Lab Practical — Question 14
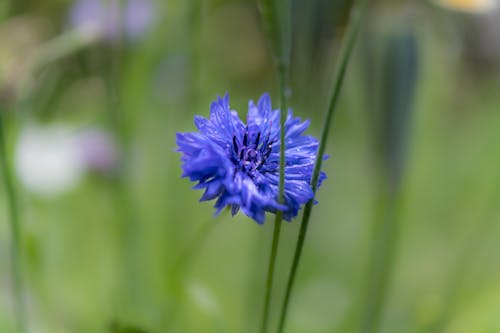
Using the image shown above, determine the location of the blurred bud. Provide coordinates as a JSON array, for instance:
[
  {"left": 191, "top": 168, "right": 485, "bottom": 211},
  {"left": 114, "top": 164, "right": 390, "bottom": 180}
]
[
  {"left": 125, "top": 0, "right": 156, "bottom": 40},
  {"left": 68, "top": 0, "right": 157, "bottom": 43},
  {"left": 361, "top": 11, "right": 420, "bottom": 189},
  {"left": 69, "top": 0, "right": 120, "bottom": 41},
  {"left": 76, "top": 128, "right": 120, "bottom": 176},
  {"left": 380, "top": 28, "right": 419, "bottom": 188}
]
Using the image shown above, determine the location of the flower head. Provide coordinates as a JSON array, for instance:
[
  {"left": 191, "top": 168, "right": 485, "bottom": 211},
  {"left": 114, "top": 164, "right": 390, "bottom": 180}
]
[{"left": 176, "top": 93, "right": 326, "bottom": 224}]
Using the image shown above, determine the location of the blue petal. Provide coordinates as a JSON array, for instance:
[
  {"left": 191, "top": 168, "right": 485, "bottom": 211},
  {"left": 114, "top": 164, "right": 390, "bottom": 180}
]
[{"left": 176, "top": 92, "right": 328, "bottom": 224}]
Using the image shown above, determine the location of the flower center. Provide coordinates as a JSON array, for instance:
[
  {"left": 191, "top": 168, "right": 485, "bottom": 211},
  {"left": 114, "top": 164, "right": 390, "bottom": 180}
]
[{"left": 232, "top": 130, "right": 273, "bottom": 176}]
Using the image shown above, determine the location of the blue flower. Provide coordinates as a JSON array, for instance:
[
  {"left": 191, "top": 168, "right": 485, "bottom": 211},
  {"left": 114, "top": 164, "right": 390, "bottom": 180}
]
[{"left": 176, "top": 93, "right": 326, "bottom": 224}]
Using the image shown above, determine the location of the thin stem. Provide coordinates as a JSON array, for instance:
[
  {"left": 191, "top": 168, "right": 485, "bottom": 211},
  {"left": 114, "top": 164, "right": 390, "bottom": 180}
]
[
  {"left": 260, "top": 62, "right": 288, "bottom": 333},
  {"left": 0, "top": 114, "right": 27, "bottom": 333},
  {"left": 277, "top": 63, "right": 288, "bottom": 207},
  {"left": 277, "top": 2, "right": 368, "bottom": 332},
  {"left": 259, "top": 0, "right": 291, "bottom": 331},
  {"left": 260, "top": 211, "right": 283, "bottom": 333}
]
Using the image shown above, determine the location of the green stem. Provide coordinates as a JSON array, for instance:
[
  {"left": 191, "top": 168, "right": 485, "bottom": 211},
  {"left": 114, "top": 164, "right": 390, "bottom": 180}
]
[
  {"left": 277, "top": 2, "right": 368, "bottom": 332},
  {"left": 0, "top": 114, "right": 27, "bottom": 333},
  {"left": 259, "top": 0, "right": 291, "bottom": 330},
  {"left": 277, "top": 63, "right": 288, "bottom": 207},
  {"left": 260, "top": 62, "right": 288, "bottom": 333},
  {"left": 260, "top": 211, "right": 283, "bottom": 333}
]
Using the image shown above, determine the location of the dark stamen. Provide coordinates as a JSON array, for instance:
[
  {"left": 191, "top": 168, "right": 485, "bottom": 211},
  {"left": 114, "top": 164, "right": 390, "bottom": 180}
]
[
  {"left": 243, "top": 132, "right": 248, "bottom": 147},
  {"left": 264, "top": 133, "right": 271, "bottom": 147},
  {"left": 232, "top": 136, "right": 238, "bottom": 154},
  {"left": 264, "top": 142, "right": 273, "bottom": 159},
  {"left": 255, "top": 132, "right": 261, "bottom": 146}
]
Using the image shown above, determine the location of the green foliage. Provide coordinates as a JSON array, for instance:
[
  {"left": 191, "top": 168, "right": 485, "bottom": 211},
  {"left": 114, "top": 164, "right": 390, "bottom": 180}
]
[{"left": 0, "top": 1, "right": 499, "bottom": 333}]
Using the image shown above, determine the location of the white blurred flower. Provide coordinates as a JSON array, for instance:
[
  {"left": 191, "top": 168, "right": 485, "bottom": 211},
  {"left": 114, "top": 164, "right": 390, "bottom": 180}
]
[
  {"left": 15, "top": 124, "right": 84, "bottom": 196},
  {"left": 14, "top": 124, "right": 120, "bottom": 196}
]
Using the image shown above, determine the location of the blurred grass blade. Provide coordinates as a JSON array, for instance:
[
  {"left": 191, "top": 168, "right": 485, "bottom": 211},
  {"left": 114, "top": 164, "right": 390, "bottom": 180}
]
[
  {"left": 17, "top": 29, "right": 100, "bottom": 103},
  {"left": 359, "top": 22, "right": 419, "bottom": 333},
  {"left": 171, "top": 218, "right": 219, "bottom": 278},
  {"left": 165, "top": 214, "right": 223, "bottom": 330},
  {"left": 103, "top": 43, "right": 143, "bottom": 321},
  {"left": 359, "top": 187, "right": 401, "bottom": 333},
  {"left": 258, "top": 0, "right": 291, "bottom": 69},
  {"left": 277, "top": 1, "right": 369, "bottom": 332},
  {"left": 258, "top": 0, "right": 291, "bottom": 332},
  {"left": 0, "top": 113, "right": 27, "bottom": 333},
  {"left": 426, "top": 184, "right": 500, "bottom": 332}
]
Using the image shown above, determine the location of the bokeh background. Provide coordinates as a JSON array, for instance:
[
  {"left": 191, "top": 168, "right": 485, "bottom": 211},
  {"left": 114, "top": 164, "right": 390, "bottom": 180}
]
[{"left": 1, "top": 0, "right": 500, "bottom": 332}]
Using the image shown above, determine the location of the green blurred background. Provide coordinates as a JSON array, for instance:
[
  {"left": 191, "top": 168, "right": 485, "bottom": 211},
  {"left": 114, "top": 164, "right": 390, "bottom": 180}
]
[{"left": 1, "top": 0, "right": 500, "bottom": 332}]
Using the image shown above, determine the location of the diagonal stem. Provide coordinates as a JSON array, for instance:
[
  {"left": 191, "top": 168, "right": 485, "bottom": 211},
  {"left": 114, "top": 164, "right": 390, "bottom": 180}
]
[
  {"left": 0, "top": 113, "right": 27, "bottom": 333},
  {"left": 277, "top": 2, "right": 368, "bottom": 332}
]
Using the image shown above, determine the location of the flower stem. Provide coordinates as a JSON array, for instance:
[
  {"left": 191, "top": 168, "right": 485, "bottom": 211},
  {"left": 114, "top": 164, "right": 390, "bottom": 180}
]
[
  {"left": 277, "top": 2, "right": 368, "bottom": 332},
  {"left": 259, "top": 0, "right": 291, "bottom": 331},
  {"left": 0, "top": 113, "right": 27, "bottom": 333},
  {"left": 260, "top": 211, "right": 283, "bottom": 333},
  {"left": 260, "top": 61, "right": 288, "bottom": 333}
]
